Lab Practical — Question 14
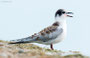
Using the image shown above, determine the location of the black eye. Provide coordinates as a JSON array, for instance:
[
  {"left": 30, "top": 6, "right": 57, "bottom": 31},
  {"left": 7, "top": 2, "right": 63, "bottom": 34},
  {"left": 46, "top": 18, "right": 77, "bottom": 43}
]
[{"left": 62, "top": 12, "right": 65, "bottom": 14}]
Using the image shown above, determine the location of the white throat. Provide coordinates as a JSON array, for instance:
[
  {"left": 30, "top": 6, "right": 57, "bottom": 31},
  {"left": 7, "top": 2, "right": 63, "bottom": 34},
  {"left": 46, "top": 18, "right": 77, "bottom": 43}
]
[
  {"left": 55, "top": 16, "right": 67, "bottom": 25},
  {"left": 55, "top": 16, "right": 67, "bottom": 33}
]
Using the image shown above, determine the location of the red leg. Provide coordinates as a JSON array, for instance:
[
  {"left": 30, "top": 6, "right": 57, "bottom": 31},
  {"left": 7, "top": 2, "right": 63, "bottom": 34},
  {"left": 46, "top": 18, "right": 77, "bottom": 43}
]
[{"left": 50, "top": 44, "right": 54, "bottom": 50}]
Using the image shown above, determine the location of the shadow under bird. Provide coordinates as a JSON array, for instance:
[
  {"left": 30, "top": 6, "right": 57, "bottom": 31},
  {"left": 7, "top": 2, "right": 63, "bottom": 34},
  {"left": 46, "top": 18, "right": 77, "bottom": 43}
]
[{"left": 9, "top": 9, "right": 73, "bottom": 50}]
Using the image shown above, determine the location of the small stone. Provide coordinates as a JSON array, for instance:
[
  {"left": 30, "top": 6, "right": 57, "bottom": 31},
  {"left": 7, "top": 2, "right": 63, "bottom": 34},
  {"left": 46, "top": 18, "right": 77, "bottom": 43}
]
[{"left": 18, "top": 49, "right": 24, "bottom": 53}]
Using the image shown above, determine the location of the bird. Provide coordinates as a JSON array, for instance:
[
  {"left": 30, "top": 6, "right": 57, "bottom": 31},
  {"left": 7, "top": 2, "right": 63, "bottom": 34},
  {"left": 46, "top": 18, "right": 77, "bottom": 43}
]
[{"left": 9, "top": 9, "right": 73, "bottom": 50}]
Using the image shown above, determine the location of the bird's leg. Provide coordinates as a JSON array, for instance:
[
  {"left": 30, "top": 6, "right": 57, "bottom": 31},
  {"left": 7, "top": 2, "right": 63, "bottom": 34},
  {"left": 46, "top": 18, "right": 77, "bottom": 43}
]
[{"left": 50, "top": 44, "right": 54, "bottom": 50}]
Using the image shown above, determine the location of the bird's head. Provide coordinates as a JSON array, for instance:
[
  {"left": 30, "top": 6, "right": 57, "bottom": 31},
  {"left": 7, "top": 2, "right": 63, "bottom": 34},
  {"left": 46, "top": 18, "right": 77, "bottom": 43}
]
[{"left": 55, "top": 9, "right": 73, "bottom": 20}]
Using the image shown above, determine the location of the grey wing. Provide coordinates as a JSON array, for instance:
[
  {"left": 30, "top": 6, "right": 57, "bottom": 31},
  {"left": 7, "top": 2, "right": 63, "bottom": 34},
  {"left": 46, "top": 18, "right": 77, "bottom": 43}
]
[
  {"left": 36, "top": 28, "right": 63, "bottom": 42},
  {"left": 9, "top": 27, "right": 63, "bottom": 44}
]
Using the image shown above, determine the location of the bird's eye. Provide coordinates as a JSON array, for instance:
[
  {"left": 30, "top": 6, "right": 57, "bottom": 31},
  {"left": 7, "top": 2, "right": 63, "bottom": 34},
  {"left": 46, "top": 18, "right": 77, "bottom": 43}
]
[{"left": 62, "top": 12, "right": 65, "bottom": 14}]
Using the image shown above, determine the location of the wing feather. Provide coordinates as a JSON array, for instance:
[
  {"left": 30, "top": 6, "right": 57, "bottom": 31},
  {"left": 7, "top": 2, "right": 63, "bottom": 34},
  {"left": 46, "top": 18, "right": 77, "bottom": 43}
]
[
  {"left": 9, "top": 22, "right": 63, "bottom": 44},
  {"left": 34, "top": 22, "right": 63, "bottom": 42}
]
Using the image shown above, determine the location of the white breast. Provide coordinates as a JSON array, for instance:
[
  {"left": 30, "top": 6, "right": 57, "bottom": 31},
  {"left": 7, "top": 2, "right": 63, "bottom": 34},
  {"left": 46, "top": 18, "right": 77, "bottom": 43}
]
[{"left": 51, "top": 21, "right": 67, "bottom": 44}]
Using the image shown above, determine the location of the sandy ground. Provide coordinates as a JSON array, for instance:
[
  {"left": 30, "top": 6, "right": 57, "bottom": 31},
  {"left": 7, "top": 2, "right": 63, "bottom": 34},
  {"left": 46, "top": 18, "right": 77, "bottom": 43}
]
[{"left": 0, "top": 40, "right": 89, "bottom": 58}]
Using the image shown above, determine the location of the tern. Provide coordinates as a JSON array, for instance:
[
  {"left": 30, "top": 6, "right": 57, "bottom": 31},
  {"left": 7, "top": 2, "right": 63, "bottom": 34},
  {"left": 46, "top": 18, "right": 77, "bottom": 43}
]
[{"left": 9, "top": 9, "right": 73, "bottom": 50}]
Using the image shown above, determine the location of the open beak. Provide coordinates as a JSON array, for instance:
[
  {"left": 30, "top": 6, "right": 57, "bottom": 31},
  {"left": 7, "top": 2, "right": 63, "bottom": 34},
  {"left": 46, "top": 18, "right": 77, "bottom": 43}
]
[{"left": 66, "top": 12, "right": 73, "bottom": 17}]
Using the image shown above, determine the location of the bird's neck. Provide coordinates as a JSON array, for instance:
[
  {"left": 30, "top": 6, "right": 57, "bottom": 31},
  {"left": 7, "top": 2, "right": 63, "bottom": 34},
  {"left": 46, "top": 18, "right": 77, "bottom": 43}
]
[
  {"left": 55, "top": 17, "right": 67, "bottom": 27},
  {"left": 55, "top": 17, "right": 67, "bottom": 33}
]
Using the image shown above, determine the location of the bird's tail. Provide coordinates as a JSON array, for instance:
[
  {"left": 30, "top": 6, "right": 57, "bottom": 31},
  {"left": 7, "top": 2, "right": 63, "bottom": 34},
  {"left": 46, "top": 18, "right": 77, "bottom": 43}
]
[{"left": 9, "top": 37, "right": 36, "bottom": 44}]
